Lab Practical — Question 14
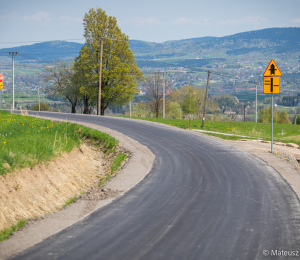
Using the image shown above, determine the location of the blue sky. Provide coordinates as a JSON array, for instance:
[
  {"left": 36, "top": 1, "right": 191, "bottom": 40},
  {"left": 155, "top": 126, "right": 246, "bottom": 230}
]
[{"left": 1, "top": 0, "right": 300, "bottom": 48}]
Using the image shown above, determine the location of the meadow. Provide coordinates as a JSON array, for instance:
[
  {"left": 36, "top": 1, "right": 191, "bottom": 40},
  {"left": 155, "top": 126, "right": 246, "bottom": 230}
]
[
  {"left": 125, "top": 117, "right": 300, "bottom": 147},
  {"left": 0, "top": 111, "right": 118, "bottom": 175}
]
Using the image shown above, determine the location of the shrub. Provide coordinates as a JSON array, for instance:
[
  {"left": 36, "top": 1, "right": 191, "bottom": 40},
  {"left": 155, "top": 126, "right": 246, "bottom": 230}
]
[{"left": 31, "top": 102, "right": 50, "bottom": 111}]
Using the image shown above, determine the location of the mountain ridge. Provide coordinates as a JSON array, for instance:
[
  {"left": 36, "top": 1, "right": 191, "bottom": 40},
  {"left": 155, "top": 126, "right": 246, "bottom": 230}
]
[{"left": 0, "top": 27, "right": 299, "bottom": 64}]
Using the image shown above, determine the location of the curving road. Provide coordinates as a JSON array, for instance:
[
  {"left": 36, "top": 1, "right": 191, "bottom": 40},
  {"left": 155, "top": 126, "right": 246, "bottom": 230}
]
[{"left": 8, "top": 112, "right": 300, "bottom": 260}]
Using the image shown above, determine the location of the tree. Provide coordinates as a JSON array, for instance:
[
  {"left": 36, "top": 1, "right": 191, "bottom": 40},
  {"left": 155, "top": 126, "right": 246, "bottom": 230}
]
[
  {"left": 170, "top": 85, "right": 217, "bottom": 120},
  {"left": 277, "top": 110, "right": 291, "bottom": 124},
  {"left": 73, "top": 48, "right": 97, "bottom": 114},
  {"left": 41, "top": 61, "right": 79, "bottom": 113},
  {"left": 258, "top": 106, "right": 278, "bottom": 123},
  {"left": 296, "top": 115, "right": 300, "bottom": 125},
  {"left": 168, "top": 102, "right": 182, "bottom": 119},
  {"left": 181, "top": 87, "right": 198, "bottom": 116},
  {"left": 144, "top": 72, "right": 169, "bottom": 118},
  {"left": 132, "top": 102, "right": 151, "bottom": 118},
  {"left": 74, "top": 8, "right": 144, "bottom": 115}
]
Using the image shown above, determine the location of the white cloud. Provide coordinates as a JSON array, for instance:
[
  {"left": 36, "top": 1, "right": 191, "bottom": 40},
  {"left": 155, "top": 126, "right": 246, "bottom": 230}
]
[
  {"left": 0, "top": 12, "right": 18, "bottom": 20},
  {"left": 174, "top": 17, "right": 211, "bottom": 25},
  {"left": 59, "top": 16, "right": 71, "bottom": 21},
  {"left": 291, "top": 18, "right": 300, "bottom": 23},
  {"left": 217, "top": 16, "right": 267, "bottom": 25},
  {"left": 121, "top": 17, "right": 162, "bottom": 26},
  {"left": 74, "top": 18, "right": 83, "bottom": 22},
  {"left": 22, "top": 11, "right": 51, "bottom": 23}
]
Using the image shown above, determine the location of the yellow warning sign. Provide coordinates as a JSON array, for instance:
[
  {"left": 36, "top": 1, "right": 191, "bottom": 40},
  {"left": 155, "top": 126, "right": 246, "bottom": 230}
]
[
  {"left": 263, "top": 59, "right": 282, "bottom": 77},
  {"left": 0, "top": 82, "right": 2, "bottom": 89},
  {"left": 264, "top": 77, "right": 280, "bottom": 94}
]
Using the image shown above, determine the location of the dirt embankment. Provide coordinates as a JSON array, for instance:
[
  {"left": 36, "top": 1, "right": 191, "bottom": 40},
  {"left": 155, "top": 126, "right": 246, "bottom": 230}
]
[
  {"left": 0, "top": 143, "right": 109, "bottom": 232},
  {"left": 0, "top": 119, "right": 154, "bottom": 259}
]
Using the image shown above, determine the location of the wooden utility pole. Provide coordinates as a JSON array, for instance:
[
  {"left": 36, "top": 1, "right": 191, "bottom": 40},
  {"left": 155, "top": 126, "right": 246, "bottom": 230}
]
[
  {"left": 98, "top": 37, "right": 103, "bottom": 116},
  {"left": 244, "top": 104, "right": 246, "bottom": 122},
  {"left": 202, "top": 70, "right": 211, "bottom": 127}
]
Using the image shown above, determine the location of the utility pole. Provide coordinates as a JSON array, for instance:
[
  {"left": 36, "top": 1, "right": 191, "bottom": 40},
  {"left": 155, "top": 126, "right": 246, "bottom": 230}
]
[
  {"left": 9, "top": 52, "right": 18, "bottom": 110},
  {"left": 244, "top": 104, "right": 246, "bottom": 122},
  {"left": 129, "top": 101, "right": 131, "bottom": 117},
  {"left": 98, "top": 37, "right": 103, "bottom": 116},
  {"left": 202, "top": 70, "right": 211, "bottom": 127},
  {"left": 163, "top": 72, "right": 165, "bottom": 119},
  {"left": 255, "top": 85, "right": 257, "bottom": 123}
]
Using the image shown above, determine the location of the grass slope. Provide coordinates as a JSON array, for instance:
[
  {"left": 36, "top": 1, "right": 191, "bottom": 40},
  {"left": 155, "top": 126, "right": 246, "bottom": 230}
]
[{"left": 0, "top": 111, "right": 118, "bottom": 175}]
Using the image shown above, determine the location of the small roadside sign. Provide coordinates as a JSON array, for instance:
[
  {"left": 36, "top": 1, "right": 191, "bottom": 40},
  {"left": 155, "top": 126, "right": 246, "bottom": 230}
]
[
  {"left": 0, "top": 82, "right": 3, "bottom": 89},
  {"left": 263, "top": 59, "right": 282, "bottom": 77},
  {"left": 263, "top": 77, "right": 280, "bottom": 94}
]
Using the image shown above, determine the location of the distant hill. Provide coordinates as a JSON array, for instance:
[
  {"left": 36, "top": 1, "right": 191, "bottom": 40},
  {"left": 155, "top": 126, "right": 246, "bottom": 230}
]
[
  {"left": 0, "top": 27, "right": 299, "bottom": 66},
  {"left": 0, "top": 41, "right": 83, "bottom": 62}
]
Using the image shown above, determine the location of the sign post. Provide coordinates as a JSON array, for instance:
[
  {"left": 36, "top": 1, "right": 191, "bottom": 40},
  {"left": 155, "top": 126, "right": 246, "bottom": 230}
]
[{"left": 263, "top": 60, "right": 282, "bottom": 154}]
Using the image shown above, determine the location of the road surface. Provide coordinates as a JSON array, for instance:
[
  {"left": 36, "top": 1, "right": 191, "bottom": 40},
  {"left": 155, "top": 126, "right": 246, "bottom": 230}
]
[{"left": 8, "top": 112, "right": 300, "bottom": 260}]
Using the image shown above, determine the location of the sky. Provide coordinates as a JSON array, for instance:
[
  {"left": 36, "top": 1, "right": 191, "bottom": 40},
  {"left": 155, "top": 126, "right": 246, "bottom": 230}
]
[{"left": 1, "top": 0, "right": 300, "bottom": 48}]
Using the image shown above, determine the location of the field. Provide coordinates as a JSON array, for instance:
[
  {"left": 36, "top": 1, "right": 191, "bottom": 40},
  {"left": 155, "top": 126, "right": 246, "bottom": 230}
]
[
  {"left": 125, "top": 117, "right": 300, "bottom": 147},
  {"left": 0, "top": 111, "right": 118, "bottom": 175}
]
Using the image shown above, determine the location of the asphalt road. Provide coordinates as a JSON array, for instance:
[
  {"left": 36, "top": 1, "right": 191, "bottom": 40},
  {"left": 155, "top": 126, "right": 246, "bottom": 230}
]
[{"left": 8, "top": 112, "right": 300, "bottom": 260}]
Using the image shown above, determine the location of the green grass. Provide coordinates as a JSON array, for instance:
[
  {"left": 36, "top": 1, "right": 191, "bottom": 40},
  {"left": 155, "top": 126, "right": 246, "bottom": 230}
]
[
  {"left": 61, "top": 196, "right": 77, "bottom": 209},
  {"left": 0, "top": 111, "right": 118, "bottom": 175},
  {"left": 111, "top": 152, "right": 128, "bottom": 174},
  {"left": 0, "top": 220, "right": 27, "bottom": 242},
  {"left": 99, "top": 152, "right": 128, "bottom": 187},
  {"left": 74, "top": 125, "right": 118, "bottom": 154},
  {"left": 123, "top": 117, "right": 300, "bottom": 147}
]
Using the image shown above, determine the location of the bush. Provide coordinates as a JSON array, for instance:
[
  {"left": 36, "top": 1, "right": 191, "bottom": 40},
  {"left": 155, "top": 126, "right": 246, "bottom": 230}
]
[{"left": 31, "top": 102, "right": 50, "bottom": 111}]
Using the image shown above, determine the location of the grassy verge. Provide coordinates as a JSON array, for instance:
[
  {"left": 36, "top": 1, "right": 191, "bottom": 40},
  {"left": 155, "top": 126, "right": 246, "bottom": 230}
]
[
  {"left": 0, "top": 112, "right": 124, "bottom": 239},
  {"left": 123, "top": 116, "right": 300, "bottom": 147},
  {"left": 99, "top": 152, "right": 128, "bottom": 187},
  {"left": 111, "top": 152, "right": 128, "bottom": 174},
  {"left": 0, "top": 220, "right": 27, "bottom": 242},
  {"left": 0, "top": 111, "right": 118, "bottom": 175}
]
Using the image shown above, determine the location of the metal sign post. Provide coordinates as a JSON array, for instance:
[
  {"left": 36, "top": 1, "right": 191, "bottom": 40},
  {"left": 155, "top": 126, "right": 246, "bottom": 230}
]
[
  {"left": 271, "top": 94, "right": 273, "bottom": 153},
  {"left": 263, "top": 60, "right": 282, "bottom": 154}
]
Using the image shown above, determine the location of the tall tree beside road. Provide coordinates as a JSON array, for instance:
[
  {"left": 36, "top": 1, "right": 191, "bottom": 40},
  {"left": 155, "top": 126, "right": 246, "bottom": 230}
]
[
  {"left": 41, "top": 61, "right": 79, "bottom": 113},
  {"left": 75, "top": 8, "right": 144, "bottom": 115},
  {"left": 73, "top": 46, "right": 97, "bottom": 114}
]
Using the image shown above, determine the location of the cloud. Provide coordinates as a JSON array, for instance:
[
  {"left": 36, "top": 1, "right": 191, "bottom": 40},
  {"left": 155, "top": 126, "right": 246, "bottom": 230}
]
[
  {"left": 174, "top": 17, "right": 211, "bottom": 25},
  {"left": 0, "top": 12, "right": 18, "bottom": 20},
  {"left": 74, "top": 18, "right": 83, "bottom": 22},
  {"left": 291, "top": 18, "right": 300, "bottom": 23},
  {"left": 121, "top": 17, "right": 162, "bottom": 26},
  {"left": 22, "top": 11, "right": 51, "bottom": 23},
  {"left": 59, "top": 16, "right": 71, "bottom": 21},
  {"left": 217, "top": 16, "right": 267, "bottom": 25}
]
